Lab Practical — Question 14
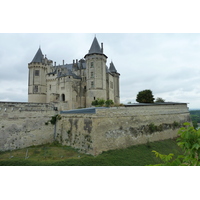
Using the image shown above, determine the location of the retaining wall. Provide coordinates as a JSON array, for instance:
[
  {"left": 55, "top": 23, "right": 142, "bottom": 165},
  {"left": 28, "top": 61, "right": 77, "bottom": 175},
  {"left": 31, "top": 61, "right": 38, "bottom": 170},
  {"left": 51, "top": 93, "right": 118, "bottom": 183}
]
[
  {"left": 0, "top": 102, "right": 191, "bottom": 155},
  {"left": 57, "top": 103, "right": 191, "bottom": 155},
  {"left": 0, "top": 102, "right": 56, "bottom": 151}
]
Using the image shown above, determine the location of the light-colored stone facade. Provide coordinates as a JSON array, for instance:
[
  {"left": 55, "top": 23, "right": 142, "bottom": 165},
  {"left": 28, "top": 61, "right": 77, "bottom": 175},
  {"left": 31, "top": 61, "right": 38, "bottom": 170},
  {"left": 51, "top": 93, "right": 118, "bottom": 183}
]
[
  {"left": 56, "top": 103, "right": 191, "bottom": 155},
  {"left": 28, "top": 37, "right": 120, "bottom": 110},
  {"left": 0, "top": 102, "right": 57, "bottom": 151},
  {"left": 0, "top": 102, "right": 191, "bottom": 155}
]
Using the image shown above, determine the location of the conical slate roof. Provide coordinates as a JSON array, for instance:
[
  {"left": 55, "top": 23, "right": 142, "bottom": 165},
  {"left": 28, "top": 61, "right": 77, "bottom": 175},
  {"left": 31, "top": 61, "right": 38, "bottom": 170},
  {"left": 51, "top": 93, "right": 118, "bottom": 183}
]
[
  {"left": 109, "top": 61, "right": 117, "bottom": 73},
  {"left": 31, "top": 47, "right": 44, "bottom": 63},
  {"left": 88, "top": 36, "right": 102, "bottom": 54},
  {"left": 84, "top": 36, "right": 107, "bottom": 58}
]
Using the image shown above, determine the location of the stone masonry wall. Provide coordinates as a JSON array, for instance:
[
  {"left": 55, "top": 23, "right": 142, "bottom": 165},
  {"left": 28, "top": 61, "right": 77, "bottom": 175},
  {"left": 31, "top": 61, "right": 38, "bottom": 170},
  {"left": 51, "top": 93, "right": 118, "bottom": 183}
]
[
  {"left": 0, "top": 102, "right": 191, "bottom": 155},
  {"left": 57, "top": 104, "right": 191, "bottom": 155},
  {"left": 0, "top": 102, "right": 57, "bottom": 151}
]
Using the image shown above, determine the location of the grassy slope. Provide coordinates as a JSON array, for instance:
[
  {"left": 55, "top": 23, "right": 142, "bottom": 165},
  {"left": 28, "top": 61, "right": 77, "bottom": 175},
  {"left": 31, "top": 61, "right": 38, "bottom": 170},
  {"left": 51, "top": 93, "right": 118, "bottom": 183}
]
[{"left": 0, "top": 139, "right": 182, "bottom": 166}]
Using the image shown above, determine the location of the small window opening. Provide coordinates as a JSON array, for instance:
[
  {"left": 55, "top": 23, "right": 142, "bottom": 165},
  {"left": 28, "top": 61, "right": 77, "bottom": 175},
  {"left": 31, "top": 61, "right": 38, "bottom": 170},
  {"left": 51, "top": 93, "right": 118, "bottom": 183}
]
[
  {"left": 91, "top": 62, "right": 94, "bottom": 68},
  {"left": 35, "top": 70, "right": 40, "bottom": 76},
  {"left": 61, "top": 94, "right": 65, "bottom": 101},
  {"left": 91, "top": 81, "right": 94, "bottom": 88}
]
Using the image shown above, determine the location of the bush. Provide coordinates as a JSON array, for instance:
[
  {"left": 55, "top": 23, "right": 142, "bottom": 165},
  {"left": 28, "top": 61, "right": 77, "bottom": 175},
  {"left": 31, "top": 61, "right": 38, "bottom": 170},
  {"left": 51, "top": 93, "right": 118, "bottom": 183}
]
[
  {"left": 91, "top": 99, "right": 114, "bottom": 107},
  {"left": 105, "top": 99, "right": 114, "bottom": 107}
]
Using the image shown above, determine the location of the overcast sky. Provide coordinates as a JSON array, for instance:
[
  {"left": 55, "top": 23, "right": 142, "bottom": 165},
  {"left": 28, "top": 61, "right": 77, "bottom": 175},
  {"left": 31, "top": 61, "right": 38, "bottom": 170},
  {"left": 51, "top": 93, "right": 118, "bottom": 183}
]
[{"left": 1, "top": 33, "right": 200, "bottom": 109}]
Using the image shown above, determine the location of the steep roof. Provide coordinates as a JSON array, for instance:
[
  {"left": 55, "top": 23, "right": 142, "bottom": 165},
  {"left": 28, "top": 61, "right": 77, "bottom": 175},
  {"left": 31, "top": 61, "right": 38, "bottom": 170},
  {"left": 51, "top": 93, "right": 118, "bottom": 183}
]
[
  {"left": 88, "top": 36, "right": 102, "bottom": 54},
  {"left": 84, "top": 36, "right": 107, "bottom": 58},
  {"left": 109, "top": 61, "right": 117, "bottom": 73},
  {"left": 31, "top": 47, "right": 44, "bottom": 63}
]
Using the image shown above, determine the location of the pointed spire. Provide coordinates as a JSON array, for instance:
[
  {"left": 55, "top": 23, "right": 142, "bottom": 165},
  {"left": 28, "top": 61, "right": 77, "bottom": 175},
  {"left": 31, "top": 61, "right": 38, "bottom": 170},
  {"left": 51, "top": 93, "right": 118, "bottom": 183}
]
[
  {"left": 109, "top": 61, "right": 117, "bottom": 73},
  {"left": 31, "top": 47, "right": 44, "bottom": 63},
  {"left": 84, "top": 36, "right": 108, "bottom": 58},
  {"left": 88, "top": 36, "right": 102, "bottom": 54}
]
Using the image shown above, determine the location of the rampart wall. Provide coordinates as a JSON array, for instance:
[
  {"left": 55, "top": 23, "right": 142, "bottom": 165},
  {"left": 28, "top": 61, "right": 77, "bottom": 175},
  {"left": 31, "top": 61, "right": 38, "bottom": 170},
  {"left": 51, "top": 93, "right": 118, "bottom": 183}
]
[
  {"left": 56, "top": 104, "right": 191, "bottom": 155},
  {"left": 0, "top": 102, "right": 191, "bottom": 155},
  {"left": 0, "top": 102, "right": 56, "bottom": 151}
]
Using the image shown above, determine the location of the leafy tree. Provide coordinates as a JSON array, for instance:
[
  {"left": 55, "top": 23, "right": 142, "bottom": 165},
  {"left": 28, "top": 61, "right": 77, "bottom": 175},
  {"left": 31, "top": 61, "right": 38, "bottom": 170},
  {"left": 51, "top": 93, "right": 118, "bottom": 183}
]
[
  {"left": 136, "top": 89, "right": 155, "bottom": 103},
  {"left": 150, "top": 122, "right": 200, "bottom": 166},
  {"left": 155, "top": 97, "right": 165, "bottom": 103}
]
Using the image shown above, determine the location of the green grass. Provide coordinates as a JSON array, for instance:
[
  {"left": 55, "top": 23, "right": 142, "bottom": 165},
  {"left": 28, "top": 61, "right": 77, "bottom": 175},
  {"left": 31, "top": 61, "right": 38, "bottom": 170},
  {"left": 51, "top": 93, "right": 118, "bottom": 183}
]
[{"left": 0, "top": 138, "right": 182, "bottom": 166}]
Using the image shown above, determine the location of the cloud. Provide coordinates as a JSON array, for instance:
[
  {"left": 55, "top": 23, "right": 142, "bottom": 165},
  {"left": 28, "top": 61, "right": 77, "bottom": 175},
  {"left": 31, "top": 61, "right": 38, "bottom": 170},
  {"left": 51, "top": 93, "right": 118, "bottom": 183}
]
[{"left": 1, "top": 33, "right": 200, "bottom": 109}]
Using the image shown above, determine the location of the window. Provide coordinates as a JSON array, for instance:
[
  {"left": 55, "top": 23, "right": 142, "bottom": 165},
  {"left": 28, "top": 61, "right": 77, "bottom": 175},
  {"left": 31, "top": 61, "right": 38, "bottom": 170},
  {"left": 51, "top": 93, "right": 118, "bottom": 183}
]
[
  {"left": 49, "top": 85, "right": 51, "bottom": 90},
  {"left": 35, "top": 70, "right": 40, "bottom": 76},
  {"left": 61, "top": 94, "right": 65, "bottom": 101},
  {"left": 110, "top": 81, "right": 113, "bottom": 89},
  {"left": 90, "top": 62, "right": 94, "bottom": 68},
  {"left": 34, "top": 85, "right": 38, "bottom": 93},
  {"left": 91, "top": 72, "right": 94, "bottom": 78},
  {"left": 91, "top": 81, "right": 94, "bottom": 88}
]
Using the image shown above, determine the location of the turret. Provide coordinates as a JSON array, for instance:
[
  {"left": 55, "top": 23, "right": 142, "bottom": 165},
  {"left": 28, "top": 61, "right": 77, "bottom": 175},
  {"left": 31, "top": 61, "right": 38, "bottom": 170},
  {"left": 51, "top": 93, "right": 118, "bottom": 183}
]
[
  {"left": 109, "top": 61, "right": 120, "bottom": 104},
  {"left": 84, "top": 37, "right": 108, "bottom": 107},
  {"left": 28, "top": 47, "right": 48, "bottom": 103}
]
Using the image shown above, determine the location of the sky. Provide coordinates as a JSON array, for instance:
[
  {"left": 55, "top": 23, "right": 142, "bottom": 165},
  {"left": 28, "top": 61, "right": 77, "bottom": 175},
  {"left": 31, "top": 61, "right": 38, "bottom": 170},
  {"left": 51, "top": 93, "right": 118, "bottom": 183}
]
[{"left": 0, "top": 33, "right": 200, "bottom": 109}]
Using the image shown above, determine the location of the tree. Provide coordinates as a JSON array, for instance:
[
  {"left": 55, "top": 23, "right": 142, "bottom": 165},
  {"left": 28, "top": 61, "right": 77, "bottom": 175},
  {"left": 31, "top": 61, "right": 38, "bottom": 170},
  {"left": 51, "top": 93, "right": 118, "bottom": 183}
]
[
  {"left": 136, "top": 89, "right": 155, "bottom": 103},
  {"left": 155, "top": 97, "right": 165, "bottom": 103},
  {"left": 150, "top": 123, "right": 200, "bottom": 166}
]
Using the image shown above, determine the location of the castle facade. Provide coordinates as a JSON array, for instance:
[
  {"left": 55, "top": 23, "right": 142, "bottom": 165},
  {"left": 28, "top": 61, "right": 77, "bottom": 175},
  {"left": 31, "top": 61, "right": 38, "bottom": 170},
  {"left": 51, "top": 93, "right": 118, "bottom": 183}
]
[{"left": 28, "top": 37, "right": 120, "bottom": 110}]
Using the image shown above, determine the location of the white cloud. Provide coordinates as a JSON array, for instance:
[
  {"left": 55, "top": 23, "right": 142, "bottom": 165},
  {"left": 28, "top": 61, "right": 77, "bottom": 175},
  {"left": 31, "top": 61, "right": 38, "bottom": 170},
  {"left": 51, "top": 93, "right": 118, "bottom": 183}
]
[{"left": 1, "top": 33, "right": 200, "bottom": 109}]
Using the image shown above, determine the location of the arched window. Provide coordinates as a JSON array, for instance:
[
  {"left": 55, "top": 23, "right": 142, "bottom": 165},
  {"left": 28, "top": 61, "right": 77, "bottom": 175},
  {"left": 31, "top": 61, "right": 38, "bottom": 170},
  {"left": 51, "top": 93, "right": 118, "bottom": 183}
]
[{"left": 61, "top": 94, "right": 65, "bottom": 102}]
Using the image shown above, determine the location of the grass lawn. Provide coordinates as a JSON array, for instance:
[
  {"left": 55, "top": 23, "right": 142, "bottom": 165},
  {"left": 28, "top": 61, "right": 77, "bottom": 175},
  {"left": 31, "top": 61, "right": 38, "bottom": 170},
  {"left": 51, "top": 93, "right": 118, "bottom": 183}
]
[{"left": 0, "top": 138, "right": 182, "bottom": 166}]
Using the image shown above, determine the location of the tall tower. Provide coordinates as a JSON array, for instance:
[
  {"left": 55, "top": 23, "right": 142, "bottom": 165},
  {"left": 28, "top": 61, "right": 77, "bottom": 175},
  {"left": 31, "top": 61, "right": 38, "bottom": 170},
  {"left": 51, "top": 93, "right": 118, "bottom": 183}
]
[
  {"left": 28, "top": 47, "right": 50, "bottom": 103},
  {"left": 84, "top": 37, "right": 108, "bottom": 107},
  {"left": 109, "top": 61, "right": 120, "bottom": 104}
]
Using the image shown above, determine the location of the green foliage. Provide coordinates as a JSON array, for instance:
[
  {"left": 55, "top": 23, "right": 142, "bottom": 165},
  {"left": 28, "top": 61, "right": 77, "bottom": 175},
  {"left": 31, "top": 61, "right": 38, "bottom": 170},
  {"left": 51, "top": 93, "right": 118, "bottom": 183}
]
[
  {"left": 49, "top": 114, "right": 62, "bottom": 125},
  {"left": 91, "top": 98, "right": 114, "bottom": 107},
  {"left": 152, "top": 150, "right": 174, "bottom": 164},
  {"left": 192, "top": 120, "right": 198, "bottom": 130},
  {"left": 97, "top": 99, "right": 105, "bottom": 106},
  {"left": 136, "top": 89, "right": 155, "bottom": 103},
  {"left": 148, "top": 123, "right": 157, "bottom": 133},
  {"left": 155, "top": 97, "right": 165, "bottom": 103},
  {"left": 189, "top": 110, "right": 200, "bottom": 129},
  {"left": 150, "top": 122, "right": 200, "bottom": 166},
  {"left": 0, "top": 139, "right": 182, "bottom": 166},
  {"left": 105, "top": 99, "right": 114, "bottom": 107}
]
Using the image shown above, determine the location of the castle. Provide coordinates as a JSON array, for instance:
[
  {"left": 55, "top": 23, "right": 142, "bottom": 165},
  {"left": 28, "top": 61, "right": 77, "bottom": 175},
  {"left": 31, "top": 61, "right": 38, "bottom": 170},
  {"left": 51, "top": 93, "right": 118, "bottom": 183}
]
[
  {"left": 28, "top": 36, "right": 120, "bottom": 110},
  {"left": 0, "top": 36, "right": 191, "bottom": 155}
]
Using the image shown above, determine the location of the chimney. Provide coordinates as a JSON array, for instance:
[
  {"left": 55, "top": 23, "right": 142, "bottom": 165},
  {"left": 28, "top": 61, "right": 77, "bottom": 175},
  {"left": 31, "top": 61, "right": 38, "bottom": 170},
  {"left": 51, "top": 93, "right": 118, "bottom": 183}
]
[
  {"left": 63, "top": 60, "right": 64, "bottom": 65},
  {"left": 101, "top": 43, "right": 103, "bottom": 53},
  {"left": 54, "top": 62, "right": 56, "bottom": 67}
]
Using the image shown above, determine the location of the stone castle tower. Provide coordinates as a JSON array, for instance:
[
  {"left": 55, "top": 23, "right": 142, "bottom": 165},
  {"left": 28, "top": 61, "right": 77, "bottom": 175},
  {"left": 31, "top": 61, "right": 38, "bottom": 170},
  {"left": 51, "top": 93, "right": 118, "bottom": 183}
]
[{"left": 28, "top": 36, "right": 120, "bottom": 110}]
